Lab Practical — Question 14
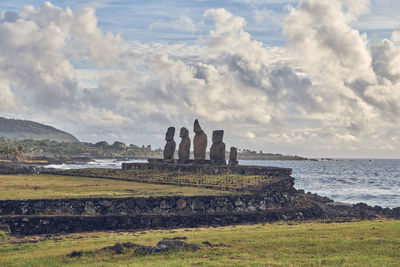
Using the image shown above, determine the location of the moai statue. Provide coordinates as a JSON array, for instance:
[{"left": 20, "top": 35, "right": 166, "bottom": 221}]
[
  {"left": 163, "top": 127, "right": 176, "bottom": 160},
  {"left": 210, "top": 130, "right": 226, "bottom": 164},
  {"left": 193, "top": 119, "right": 207, "bottom": 160},
  {"left": 229, "top": 147, "right": 238, "bottom": 165},
  {"left": 178, "top": 127, "right": 190, "bottom": 162}
]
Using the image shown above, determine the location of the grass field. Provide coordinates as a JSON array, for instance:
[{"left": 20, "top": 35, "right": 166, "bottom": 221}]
[
  {"left": 0, "top": 174, "right": 232, "bottom": 200},
  {"left": 0, "top": 220, "right": 399, "bottom": 266}
]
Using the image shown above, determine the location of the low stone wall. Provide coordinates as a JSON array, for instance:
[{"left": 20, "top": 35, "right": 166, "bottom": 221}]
[
  {"left": 0, "top": 207, "right": 323, "bottom": 236},
  {"left": 122, "top": 162, "right": 292, "bottom": 176},
  {"left": 0, "top": 177, "right": 295, "bottom": 216},
  {"left": 0, "top": 162, "right": 37, "bottom": 175}
]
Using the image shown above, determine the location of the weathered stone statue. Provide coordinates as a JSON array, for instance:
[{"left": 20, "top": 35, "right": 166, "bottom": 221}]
[
  {"left": 193, "top": 119, "right": 207, "bottom": 160},
  {"left": 210, "top": 130, "right": 226, "bottom": 163},
  {"left": 229, "top": 147, "right": 238, "bottom": 165},
  {"left": 163, "top": 127, "right": 176, "bottom": 160},
  {"left": 178, "top": 127, "right": 190, "bottom": 161}
]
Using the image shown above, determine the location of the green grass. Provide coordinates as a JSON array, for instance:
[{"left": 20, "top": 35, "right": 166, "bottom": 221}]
[
  {"left": 55, "top": 168, "right": 275, "bottom": 190},
  {"left": 0, "top": 231, "right": 7, "bottom": 242},
  {"left": 0, "top": 220, "right": 399, "bottom": 266},
  {"left": 0, "top": 174, "right": 233, "bottom": 200}
]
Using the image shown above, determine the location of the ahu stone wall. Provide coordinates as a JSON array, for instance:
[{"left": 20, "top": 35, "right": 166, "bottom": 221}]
[
  {"left": 1, "top": 208, "right": 323, "bottom": 236},
  {"left": 122, "top": 162, "right": 292, "bottom": 176},
  {"left": 0, "top": 177, "right": 295, "bottom": 216}
]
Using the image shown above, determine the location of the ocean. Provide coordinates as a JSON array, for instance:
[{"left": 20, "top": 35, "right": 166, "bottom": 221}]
[{"left": 45, "top": 158, "right": 400, "bottom": 208}]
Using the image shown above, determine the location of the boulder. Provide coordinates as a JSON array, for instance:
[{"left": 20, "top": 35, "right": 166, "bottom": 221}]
[
  {"left": 157, "top": 238, "right": 199, "bottom": 251},
  {"left": 176, "top": 199, "right": 187, "bottom": 210}
]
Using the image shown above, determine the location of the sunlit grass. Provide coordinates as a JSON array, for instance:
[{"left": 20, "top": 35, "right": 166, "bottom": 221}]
[
  {"left": 0, "top": 220, "right": 398, "bottom": 266},
  {"left": 0, "top": 174, "right": 232, "bottom": 200}
]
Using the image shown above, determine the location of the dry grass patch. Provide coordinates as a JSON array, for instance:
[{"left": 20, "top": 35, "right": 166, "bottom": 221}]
[{"left": 0, "top": 174, "right": 232, "bottom": 200}]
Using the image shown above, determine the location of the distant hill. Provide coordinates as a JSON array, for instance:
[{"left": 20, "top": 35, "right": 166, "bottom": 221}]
[{"left": 0, "top": 117, "right": 79, "bottom": 143}]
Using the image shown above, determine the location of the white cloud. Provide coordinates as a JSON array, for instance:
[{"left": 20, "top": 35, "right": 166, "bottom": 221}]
[
  {"left": 150, "top": 16, "right": 197, "bottom": 32},
  {"left": 0, "top": 77, "right": 16, "bottom": 111},
  {"left": 340, "top": 0, "right": 370, "bottom": 18},
  {"left": 392, "top": 30, "right": 400, "bottom": 43},
  {"left": 254, "top": 8, "right": 283, "bottom": 25},
  {"left": 1, "top": 1, "right": 400, "bottom": 157},
  {"left": 280, "top": 0, "right": 400, "bottom": 155},
  {"left": 246, "top": 131, "right": 256, "bottom": 139}
]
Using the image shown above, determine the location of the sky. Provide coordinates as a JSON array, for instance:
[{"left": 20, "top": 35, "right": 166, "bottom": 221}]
[{"left": 1, "top": 0, "right": 400, "bottom": 158}]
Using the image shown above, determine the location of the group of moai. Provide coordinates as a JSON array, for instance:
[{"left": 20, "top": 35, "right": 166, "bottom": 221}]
[{"left": 163, "top": 119, "right": 238, "bottom": 165}]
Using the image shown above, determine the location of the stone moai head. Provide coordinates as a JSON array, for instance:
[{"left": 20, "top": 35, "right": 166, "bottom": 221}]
[
  {"left": 193, "top": 119, "right": 203, "bottom": 134},
  {"left": 229, "top": 147, "right": 237, "bottom": 160},
  {"left": 165, "top": 127, "right": 175, "bottom": 142},
  {"left": 212, "top": 130, "right": 224, "bottom": 143},
  {"left": 180, "top": 127, "right": 189, "bottom": 138}
]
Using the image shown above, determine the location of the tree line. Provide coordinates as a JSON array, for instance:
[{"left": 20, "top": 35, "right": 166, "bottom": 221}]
[{"left": 0, "top": 138, "right": 162, "bottom": 161}]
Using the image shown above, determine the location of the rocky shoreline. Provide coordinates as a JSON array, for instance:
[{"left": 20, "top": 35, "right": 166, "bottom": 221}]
[{"left": 295, "top": 190, "right": 400, "bottom": 220}]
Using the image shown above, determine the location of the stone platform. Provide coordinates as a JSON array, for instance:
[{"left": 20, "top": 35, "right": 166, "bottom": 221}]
[
  {"left": 122, "top": 160, "right": 292, "bottom": 177},
  {"left": 0, "top": 208, "right": 321, "bottom": 236}
]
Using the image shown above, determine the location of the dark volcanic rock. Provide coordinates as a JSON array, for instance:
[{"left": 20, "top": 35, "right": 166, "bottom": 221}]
[
  {"left": 201, "top": 241, "right": 230, "bottom": 247},
  {"left": 121, "top": 242, "right": 143, "bottom": 249},
  {"left": 134, "top": 238, "right": 199, "bottom": 255},
  {"left": 177, "top": 198, "right": 187, "bottom": 210},
  {"left": 134, "top": 245, "right": 166, "bottom": 254},
  {"left": 210, "top": 130, "right": 226, "bottom": 164},
  {"left": 123, "top": 162, "right": 292, "bottom": 176},
  {"left": 0, "top": 177, "right": 295, "bottom": 217},
  {"left": 391, "top": 207, "right": 400, "bottom": 218},
  {"left": 68, "top": 251, "right": 83, "bottom": 258},
  {"left": 178, "top": 127, "right": 191, "bottom": 161},
  {"left": 193, "top": 119, "right": 207, "bottom": 160},
  {"left": 2, "top": 208, "right": 321, "bottom": 236},
  {"left": 102, "top": 242, "right": 124, "bottom": 254},
  {"left": 68, "top": 239, "right": 196, "bottom": 258},
  {"left": 157, "top": 238, "right": 199, "bottom": 251},
  {"left": 163, "top": 127, "right": 176, "bottom": 160},
  {"left": 0, "top": 223, "right": 11, "bottom": 234},
  {"left": 298, "top": 191, "right": 400, "bottom": 220}
]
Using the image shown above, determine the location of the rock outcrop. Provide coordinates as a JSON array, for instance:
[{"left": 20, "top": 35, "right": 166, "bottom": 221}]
[
  {"left": 163, "top": 127, "right": 176, "bottom": 160},
  {"left": 178, "top": 127, "right": 190, "bottom": 161},
  {"left": 210, "top": 130, "right": 226, "bottom": 164},
  {"left": 69, "top": 237, "right": 199, "bottom": 257},
  {"left": 193, "top": 119, "right": 207, "bottom": 160}
]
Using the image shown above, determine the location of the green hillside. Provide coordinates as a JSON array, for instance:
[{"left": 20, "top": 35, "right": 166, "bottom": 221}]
[{"left": 0, "top": 117, "right": 79, "bottom": 143}]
